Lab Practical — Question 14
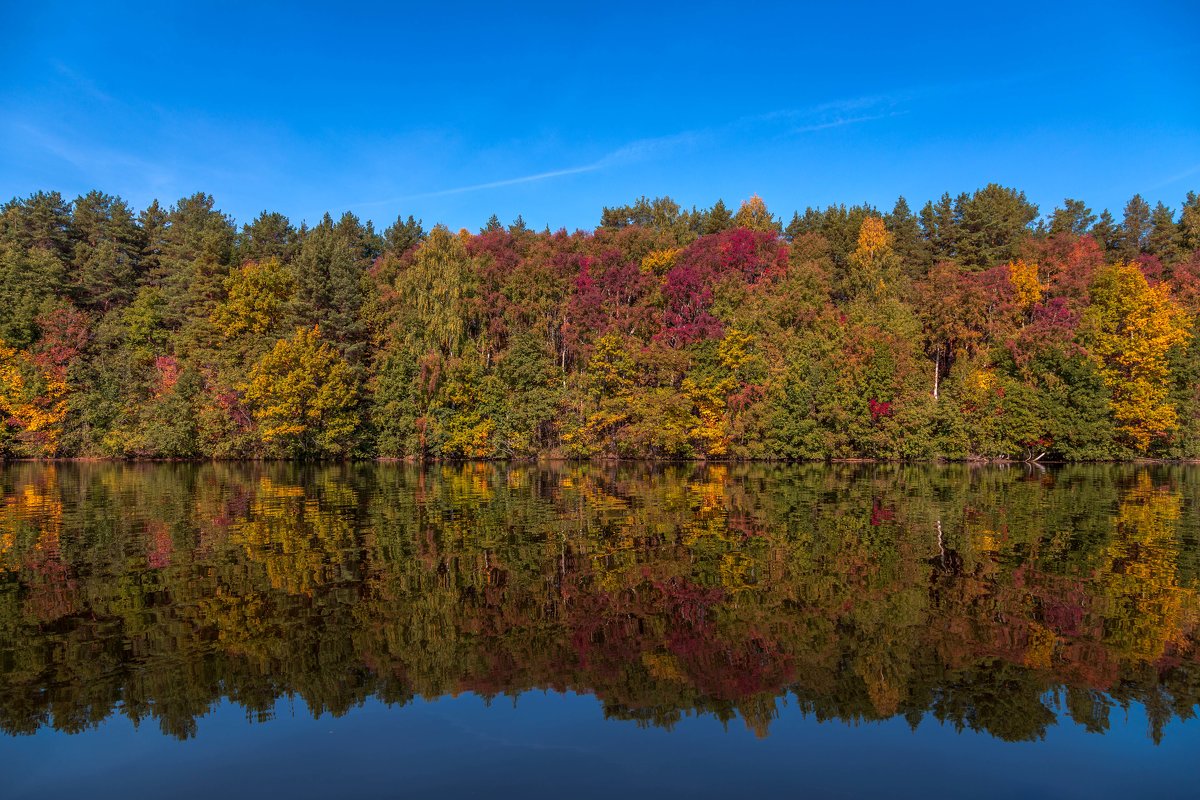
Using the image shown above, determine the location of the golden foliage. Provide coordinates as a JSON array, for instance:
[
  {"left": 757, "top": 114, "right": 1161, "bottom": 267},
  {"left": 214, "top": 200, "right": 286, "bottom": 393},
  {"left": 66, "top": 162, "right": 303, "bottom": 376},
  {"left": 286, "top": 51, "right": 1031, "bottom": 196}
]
[
  {"left": 0, "top": 340, "right": 69, "bottom": 457},
  {"left": 1007, "top": 259, "right": 1045, "bottom": 310},
  {"left": 640, "top": 247, "right": 683, "bottom": 275},
  {"left": 211, "top": 258, "right": 295, "bottom": 339},
  {"left": 855, "top": 216, "right": 892, "bottom": 257},
  {"left": 1086, "top": 264, "right": 1193, "bottom": 451},
  {"left": 733, "top": 194, "right": 777, "bottom": 233},
  {"left": 242, "top": 326, "right": 359, "bottom": 455}
]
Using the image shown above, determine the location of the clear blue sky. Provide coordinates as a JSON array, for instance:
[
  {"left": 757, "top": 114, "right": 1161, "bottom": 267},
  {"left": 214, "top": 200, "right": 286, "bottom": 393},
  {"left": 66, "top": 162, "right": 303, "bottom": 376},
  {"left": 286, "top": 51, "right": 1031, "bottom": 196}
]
[{"left": 2, "top": 1, "right": 1198, "bottom": 232}]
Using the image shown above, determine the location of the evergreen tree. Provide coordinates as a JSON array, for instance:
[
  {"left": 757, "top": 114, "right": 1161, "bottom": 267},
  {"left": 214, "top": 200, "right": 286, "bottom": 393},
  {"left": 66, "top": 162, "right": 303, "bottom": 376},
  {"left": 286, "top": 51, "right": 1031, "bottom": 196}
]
[
  {"left": 384, "top": 213, "right": 425, "bottom": 252},
  {"left": 238, "top": 211, "right": 298, "bottom": 263},
  {"left": 1147, "top": 202, "right": 1181, "bottom": 263},
  {"left": 1119, "top": 194, "right": 1152, "bottom": 260},
  {"left": 153, "top": 193, "right": 236, "bottom": 330},
  {"left": 70, "top": 191, "right": 142, "bottom": 311},
  {"left": 919, "top": 192, "right": 958, "bottom": 262},
  {"left": 701, "top": 199, "right": 734, "bottom": 235},
  {"left": 1049, "top": 198, "right": 1096, "bottom": 236},
  {"left": 953, "top": 184, "right": 1038, "bottom": 269},
  {"left": 0, "top": 190, "right": 74, "bottom": 261},
  {"left": 293, "top": 213, "right": 377, "bottom": 366},
  {"left": 1091, "top": 209, "right": 1120, "bottom": 254},
  {"left": 886, "top": 196, "right": 931, "bottom": 277},
  {"left": 1179, "top": 191, "right": 1200, "bottom": 254}
]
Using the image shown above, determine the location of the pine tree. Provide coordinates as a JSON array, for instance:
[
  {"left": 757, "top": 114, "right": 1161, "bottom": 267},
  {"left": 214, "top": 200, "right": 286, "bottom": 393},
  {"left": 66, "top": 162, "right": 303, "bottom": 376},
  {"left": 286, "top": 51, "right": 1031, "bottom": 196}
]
[
  {"left": 238, "top": 211, "right": 298, "bottom": 263},
  {"left": 1091, "top": 209, "right": 1120, "bottom": 254},
  {"left": 153, "top": 193, "right": 236, "bottom": 330},
  {"left": 293, "top": 213, "right": 377, "bottom": 366},
  {"left": 1179, "top": 191, "right": 1200, "bottom": 254},
  {"left": 1049, "top": 198, "right": 1096, "bottom": 236},
  {"left": 953, "top": 184, "right": 1038, "bottom": 269},
  {"left": 919, "top": 192, "right": 958, "bottom": 262},
  {"left": 1119, "top": 194, "right": 1151, "bottom": 260},
  {"left": 384, "top": 214, "right": 425, "bottom": 252},
  {"left": 1147, "top": 202, "right": 1181, "bottom": 263},
  {"left": 70, "top": 191, "right": 142, "bottom": 311},
  {"left": 886, "top": 196, "right": 930, "bottom": 277},
  {"left": 0, "top": 191, "right": 74, "bottom": 261},
  {"left": 701, "top": 199, "right": 733, "bottom": 235}
]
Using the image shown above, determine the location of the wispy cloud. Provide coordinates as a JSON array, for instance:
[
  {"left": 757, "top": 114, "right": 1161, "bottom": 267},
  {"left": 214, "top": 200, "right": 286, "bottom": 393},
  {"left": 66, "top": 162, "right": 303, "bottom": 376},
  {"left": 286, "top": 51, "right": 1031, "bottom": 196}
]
[
  {"left": 340, "top": 84, "right": 964, "bottom": 212},
  {"left": 389, "top": 163, "right": 608, "bottom": 201},
  {"left": 3, "top": 120, "right": 176, "bottom": 199},
  {"left": 789, "top": 111, "right": 908, "bottom": 134},
  {"left": 353, "top": 130, "right": 705, "bottom": 208},
  {"left": 356, "top": 95, "right": 904, "bottom": 207},
  {"left": 51, "top": 61, "right": 114, "bottom": 104},
  {"left": 1151, "top": 162, "right": 1200, "bottom": 190},
  {"left": 12, "top": 121, "right": 165, "bottom": 174}
]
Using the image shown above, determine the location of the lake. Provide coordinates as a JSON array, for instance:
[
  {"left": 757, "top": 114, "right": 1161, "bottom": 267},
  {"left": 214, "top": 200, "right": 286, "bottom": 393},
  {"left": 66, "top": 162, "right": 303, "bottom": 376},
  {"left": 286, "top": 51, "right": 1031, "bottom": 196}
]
[{"left": 1, "top": 462, "right": 1198, "bottom": 797}]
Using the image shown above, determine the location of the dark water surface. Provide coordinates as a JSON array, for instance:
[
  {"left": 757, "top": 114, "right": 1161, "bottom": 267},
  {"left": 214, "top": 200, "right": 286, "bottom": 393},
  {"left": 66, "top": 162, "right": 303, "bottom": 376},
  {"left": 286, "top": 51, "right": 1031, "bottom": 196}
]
[{"left": 2, "top": 463, "right": 1199, "bottom": 797}]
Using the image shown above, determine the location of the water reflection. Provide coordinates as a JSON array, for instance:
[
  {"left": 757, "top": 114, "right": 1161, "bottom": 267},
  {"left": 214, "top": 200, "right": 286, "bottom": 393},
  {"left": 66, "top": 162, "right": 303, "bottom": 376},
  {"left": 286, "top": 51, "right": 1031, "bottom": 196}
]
[{"left": 1, "top": 463, "right": 1198, "bottom": 743}]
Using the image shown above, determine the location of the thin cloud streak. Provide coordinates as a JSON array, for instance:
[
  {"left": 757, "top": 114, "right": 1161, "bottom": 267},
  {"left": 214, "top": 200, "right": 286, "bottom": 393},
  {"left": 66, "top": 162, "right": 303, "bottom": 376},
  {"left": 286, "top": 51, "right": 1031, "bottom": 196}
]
[
  {"left": 398, "top": 163, "right": 607, "bottom": 200},
  {"left": 352, "top": 97, "right": 900, "bottom": 209},
  {"left": 10, "top": 121, "right": 168, "bottom": 179},
  {"left": 353, "top": 130, "right": 705, "bottom": 208},
  {"left": 1151, "top": 162, "right": 1200, "bottom": 190},
  {"left": 789, "top": 111, "right": 908, "bottom": 134}
]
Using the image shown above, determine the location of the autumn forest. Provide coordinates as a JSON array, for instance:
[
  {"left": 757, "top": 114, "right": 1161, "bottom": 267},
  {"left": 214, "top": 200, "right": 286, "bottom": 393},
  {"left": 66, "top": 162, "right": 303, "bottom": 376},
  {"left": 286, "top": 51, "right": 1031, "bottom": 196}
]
[{"left": 1, "top": 186, "right": 1199, "bottom": 462}]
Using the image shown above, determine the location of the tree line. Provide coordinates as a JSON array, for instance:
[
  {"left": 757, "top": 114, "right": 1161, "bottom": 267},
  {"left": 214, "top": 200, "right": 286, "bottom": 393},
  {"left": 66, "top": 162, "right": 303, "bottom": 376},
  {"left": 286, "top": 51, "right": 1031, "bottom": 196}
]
[{"left": 1, "top": 186, "right": 1198, "bottom": 460}]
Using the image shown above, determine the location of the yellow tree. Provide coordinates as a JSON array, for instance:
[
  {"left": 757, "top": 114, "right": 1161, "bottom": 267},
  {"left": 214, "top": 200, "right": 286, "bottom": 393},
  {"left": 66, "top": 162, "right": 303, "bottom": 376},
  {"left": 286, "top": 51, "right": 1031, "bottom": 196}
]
[
  {"left": 732, "top": 195, "right": 779, "bottom": 234},
  {"left": 211, "top": 258, "right": 295, "bottom": 340},
  {"left": 0, "top": 340, "right": 69, "bottom": 457},
  {"left": 242, "top": 326, "right": 359, "bottom": 457},
  {"left": 846, "top": 216, "right": 902, "bottom": 298},
  {"left": 1085, "top": 263, "right": 1192, "bottom": 451},
  {"left": 1007, "top": 259, "right": 1044, "bottom": 311}
]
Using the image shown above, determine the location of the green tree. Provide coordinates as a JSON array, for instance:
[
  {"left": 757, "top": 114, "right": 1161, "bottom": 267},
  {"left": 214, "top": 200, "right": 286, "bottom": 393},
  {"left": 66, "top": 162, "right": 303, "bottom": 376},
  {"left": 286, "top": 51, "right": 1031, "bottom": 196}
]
[
  {"left": 242, "top": 326, "right": 360, "bottom": 457},
  {"left": 701, "top": 199, "right": 734, "bottom": 235},
  {"left": 1179, "top": 192, "right": 1200, "bottom": 255},
  {"left": 395, "top": 225, "right": 478, "bottom": 356},
  {"left": 1147, "top": 202, "right": 1181, "bottom": 263},
  {"left": 69, "top": 191, "right": 142, "bottom": 311},
  {"left": 1049, "top": 198, "right": 1096, "bottom": 236},
  {"left": 953, "top": 184, "right": 1038, "bottom": 269},
  {"left": 293, "top": 213, "right": 379, "bottom": 366},
  {"left": 1119, "top": 194, "right": 1151, "bottom": 260},
  {"left": 238, "top": 211, "right": 298, "bottom": 263}
]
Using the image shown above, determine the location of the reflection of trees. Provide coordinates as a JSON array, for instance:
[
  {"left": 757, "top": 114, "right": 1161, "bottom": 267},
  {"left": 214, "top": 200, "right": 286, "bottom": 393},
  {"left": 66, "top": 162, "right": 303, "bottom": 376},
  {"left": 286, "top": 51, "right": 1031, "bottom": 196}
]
[{"left": 0, "top": 463, "right": 1198, "bottom": 742}]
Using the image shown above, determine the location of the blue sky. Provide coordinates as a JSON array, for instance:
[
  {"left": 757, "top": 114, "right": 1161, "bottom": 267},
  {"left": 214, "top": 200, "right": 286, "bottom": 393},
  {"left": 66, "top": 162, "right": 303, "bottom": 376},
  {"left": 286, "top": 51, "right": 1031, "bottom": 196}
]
[{"left": 2, "top": 1, "right": 1198, "bottom": 232}]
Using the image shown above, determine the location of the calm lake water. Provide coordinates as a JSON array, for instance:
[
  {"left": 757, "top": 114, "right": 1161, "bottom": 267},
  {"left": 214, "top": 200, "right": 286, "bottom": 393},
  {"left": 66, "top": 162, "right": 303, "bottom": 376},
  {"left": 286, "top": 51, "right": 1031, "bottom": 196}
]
[{"left": 1, "top": 462, "right": 1199, "bottom": 797}]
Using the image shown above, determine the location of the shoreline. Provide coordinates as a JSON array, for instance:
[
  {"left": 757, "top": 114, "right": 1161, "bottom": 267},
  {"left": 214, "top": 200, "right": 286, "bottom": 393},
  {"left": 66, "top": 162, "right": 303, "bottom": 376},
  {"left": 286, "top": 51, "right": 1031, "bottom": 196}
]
[{"left": 3, "top": 456, "right": 1200, "bottom": 466}]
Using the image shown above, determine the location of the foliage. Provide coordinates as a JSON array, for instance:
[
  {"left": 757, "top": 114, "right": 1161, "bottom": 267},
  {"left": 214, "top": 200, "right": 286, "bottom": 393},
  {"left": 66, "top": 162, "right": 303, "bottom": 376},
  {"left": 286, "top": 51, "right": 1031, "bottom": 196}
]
[
  {"left": 1084, "top": 263, "right": 1192, "bottom": 451},
  {"left": 242, "top": 326, "right": 360, "bottom": 457},
  {"left": 0, "top": 185, "right": 1198, "bottom": 461}
]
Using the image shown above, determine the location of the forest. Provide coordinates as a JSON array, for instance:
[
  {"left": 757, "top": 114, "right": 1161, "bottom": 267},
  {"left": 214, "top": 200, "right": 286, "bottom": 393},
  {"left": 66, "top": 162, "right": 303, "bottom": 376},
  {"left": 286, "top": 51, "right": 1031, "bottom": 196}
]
[{"left": 1, "top": 186, "right": 1198, "bottom": 461}]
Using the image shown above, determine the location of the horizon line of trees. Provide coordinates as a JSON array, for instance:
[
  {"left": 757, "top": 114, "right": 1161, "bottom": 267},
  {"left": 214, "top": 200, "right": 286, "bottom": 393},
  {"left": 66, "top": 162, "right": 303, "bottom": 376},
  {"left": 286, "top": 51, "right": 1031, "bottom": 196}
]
[{"left": 1, "top": 184, "right": 1199, "bottom": 461}]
